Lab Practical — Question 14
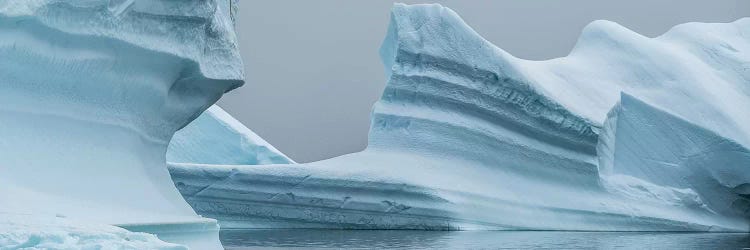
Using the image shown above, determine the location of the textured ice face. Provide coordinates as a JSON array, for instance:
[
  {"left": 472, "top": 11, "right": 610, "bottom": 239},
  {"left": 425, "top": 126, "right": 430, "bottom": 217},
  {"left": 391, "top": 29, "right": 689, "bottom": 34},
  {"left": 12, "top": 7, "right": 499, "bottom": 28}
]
[
  {"left": 598, "top": 93, "right": 750, "bottom": 219},
  {"left": 0, "top": 1, "right": 242, "bottom": 249},
  {"left": 169, "top": 3, "right": 749, "bottom": 231}
]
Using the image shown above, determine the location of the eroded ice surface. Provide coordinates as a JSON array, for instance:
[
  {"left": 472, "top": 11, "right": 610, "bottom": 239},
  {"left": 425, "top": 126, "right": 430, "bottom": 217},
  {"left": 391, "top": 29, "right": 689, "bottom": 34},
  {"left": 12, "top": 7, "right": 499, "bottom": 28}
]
[
  {"left": 0, "top": 0, "right": 243, "bottom": 248},
  {"left": 169, "top": 4, "right": 749, "bottom": 231}
]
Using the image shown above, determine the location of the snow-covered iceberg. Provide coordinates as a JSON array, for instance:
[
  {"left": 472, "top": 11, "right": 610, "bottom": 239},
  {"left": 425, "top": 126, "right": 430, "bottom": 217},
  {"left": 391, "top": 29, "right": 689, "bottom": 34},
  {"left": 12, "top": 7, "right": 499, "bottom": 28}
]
[
  {"left": 168, "top": 3, "right": 749, "bottom": 231},
  {"left": 0, "top": 0, "right": 242, "bottom": 248}
]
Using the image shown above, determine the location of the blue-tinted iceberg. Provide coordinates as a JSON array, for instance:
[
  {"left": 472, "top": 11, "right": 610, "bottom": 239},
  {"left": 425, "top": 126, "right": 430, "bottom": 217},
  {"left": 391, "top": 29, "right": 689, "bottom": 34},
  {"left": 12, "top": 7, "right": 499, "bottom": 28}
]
[
  {"left": 169, "top": 4, "right": 749, "bottom": 231},
  {"left": 0, "top": 0, "right": 242, "bottom": 248}
]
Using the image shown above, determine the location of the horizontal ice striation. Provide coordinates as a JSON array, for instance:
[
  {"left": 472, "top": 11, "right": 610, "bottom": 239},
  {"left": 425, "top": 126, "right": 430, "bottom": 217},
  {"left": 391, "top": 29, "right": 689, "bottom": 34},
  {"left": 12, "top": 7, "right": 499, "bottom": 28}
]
[
  {"left": 170, "top": 149, "right": 745, "bottom": 231},
  {"left": 168, "top": 105, "right": 294, "bottom": 165},
  {"left": 598, "top": 93, "right": 750, "bottom": 220},
  {"left": 168, "top": 3, "right": 749, "bottom": 231},
  {"left": 169, "top": 162, "right": 457, "bottom": 230},
  {"left": 0, "top": 1, "right": 242, "bottom": 249},
  {"left": 373, "top": 3, "right": 601, "bottom": 187}
]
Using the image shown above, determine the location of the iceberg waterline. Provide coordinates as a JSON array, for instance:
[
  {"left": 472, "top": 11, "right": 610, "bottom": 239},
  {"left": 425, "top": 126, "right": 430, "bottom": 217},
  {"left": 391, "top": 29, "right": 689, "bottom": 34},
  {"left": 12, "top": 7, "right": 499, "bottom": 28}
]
[
  {"left": 0, "top": 0, "right": 242, "bottom": 249},
  {"left": 168, "top": 4, "right": 749, "bottom": 231}
]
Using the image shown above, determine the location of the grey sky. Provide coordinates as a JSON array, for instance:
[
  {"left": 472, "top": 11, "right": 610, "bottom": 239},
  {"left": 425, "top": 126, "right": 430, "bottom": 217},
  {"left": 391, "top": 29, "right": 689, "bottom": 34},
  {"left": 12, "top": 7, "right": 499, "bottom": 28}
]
[{"left": 217, "top": 0, "right": 750, "bottom": 163}]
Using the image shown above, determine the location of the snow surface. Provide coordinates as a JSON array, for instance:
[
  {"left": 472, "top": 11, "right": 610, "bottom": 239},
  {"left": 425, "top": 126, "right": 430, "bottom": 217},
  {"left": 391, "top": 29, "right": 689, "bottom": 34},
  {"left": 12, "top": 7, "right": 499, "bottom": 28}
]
[
  {"left": 168, "top": 105, "right": 294, "bottom": 165},
  {"left": 0, "top": 0, "right": 242, "bottom": 248},
  {"left": 169, "top": 3, "right": 749, "bottom": 231}
]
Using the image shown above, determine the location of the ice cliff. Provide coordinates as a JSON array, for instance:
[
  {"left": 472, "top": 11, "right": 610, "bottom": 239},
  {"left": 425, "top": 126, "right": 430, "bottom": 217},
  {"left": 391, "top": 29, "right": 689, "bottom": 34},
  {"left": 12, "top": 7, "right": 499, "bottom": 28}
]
[
  {"left": 598, "top": 93, "right": 750, "bottom": 221},
  {"left": 168, "top": 3, "right": 750, "bottom": 231},
  {"left": 0, "top": 0, "right": 242, "bottom": 249}
]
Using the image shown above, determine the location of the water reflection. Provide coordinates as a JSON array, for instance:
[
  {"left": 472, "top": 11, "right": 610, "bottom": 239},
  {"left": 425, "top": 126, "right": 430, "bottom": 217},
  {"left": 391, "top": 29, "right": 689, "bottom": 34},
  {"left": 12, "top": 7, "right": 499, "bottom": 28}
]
[{"left": 221, "top": 230, "right": 750, "bottom": 249}]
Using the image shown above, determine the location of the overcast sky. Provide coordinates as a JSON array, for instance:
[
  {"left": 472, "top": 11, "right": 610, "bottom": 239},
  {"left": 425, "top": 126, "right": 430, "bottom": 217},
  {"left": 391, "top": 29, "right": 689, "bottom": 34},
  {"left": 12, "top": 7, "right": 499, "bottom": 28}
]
[{"left": 217, "top": 0, "right": 750, "bottom": 163}]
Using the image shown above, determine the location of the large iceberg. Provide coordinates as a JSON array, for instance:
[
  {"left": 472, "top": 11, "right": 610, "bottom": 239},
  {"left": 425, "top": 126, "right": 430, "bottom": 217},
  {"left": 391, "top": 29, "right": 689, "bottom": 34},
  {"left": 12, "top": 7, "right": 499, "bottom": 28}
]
[
  {"left": 0, "top": 0, "right": 242, "bottom": 248},
  {"left": 168, "top": 3, "right": 749, "bottom": 231}
]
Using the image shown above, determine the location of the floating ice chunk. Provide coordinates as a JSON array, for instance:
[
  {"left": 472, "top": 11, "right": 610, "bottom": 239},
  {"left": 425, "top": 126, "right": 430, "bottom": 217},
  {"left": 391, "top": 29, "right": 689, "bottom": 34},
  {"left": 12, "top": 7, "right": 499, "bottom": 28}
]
[{"left": 0, "top": 214, "right": 186, "bottom": 250}]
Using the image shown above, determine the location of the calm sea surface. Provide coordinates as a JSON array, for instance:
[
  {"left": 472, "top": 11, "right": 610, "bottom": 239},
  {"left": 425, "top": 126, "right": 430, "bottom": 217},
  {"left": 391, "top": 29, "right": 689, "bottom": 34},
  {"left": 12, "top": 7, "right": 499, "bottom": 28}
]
[{"left": 220, "top": 229, "right": 750, "bottom": 249}]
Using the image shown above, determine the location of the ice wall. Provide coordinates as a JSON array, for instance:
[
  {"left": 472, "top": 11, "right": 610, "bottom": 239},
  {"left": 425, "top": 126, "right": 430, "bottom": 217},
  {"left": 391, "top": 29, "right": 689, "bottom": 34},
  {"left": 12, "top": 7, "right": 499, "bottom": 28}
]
[
  {"left": 598, "top": 93, "right": 750, "bottom": 220},
  {"left": 169, "top": 4, "right": 749, "bottom": 231},
  {"left": 0, "top": 1, "right": 243, "bottom": 248}
]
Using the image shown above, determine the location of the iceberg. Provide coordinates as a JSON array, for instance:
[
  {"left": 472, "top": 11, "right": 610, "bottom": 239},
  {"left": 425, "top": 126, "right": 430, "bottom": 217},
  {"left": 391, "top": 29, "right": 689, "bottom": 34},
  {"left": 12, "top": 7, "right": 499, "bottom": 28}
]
[
  {"left": 0, "top": 0, "right": 242, "bottom": 248},
  {"left": 168, "top": 3, "right": 750, "bottom": 231}
]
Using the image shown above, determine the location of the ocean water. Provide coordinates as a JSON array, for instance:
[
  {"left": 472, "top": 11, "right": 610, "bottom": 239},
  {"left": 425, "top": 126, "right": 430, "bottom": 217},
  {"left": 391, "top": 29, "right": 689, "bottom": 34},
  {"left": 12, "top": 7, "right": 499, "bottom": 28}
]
[{"left": 221, "top": 230, "right": 750, "bottom": 249}]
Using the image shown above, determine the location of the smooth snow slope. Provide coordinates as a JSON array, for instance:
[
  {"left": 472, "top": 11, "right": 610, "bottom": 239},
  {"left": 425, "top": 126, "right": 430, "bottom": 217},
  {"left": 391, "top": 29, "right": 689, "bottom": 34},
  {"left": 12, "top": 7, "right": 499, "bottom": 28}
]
[
  {"left": 168, "top": 105, "right": 294, "bottom": 165},
  {"left": 0, "top": 1, "right": 243, "bottom": 249},
  {"left": 169, "top": 4, "right": 749, "bottom": 231}
]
